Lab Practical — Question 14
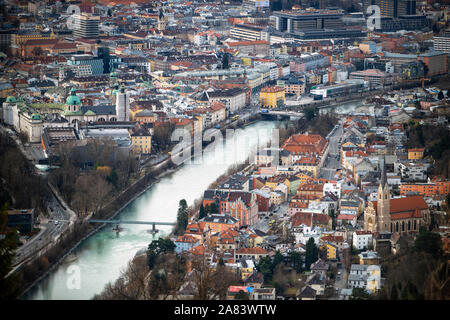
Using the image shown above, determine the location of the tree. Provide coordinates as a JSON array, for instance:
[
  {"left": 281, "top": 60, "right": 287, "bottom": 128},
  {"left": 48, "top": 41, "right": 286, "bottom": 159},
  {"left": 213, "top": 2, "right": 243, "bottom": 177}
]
[
  {"left": 209, "top": 202, "right": 218, "bottom": 214},
  {"left": 147, "top": 253, "right": 186, "bottom": 300},
  {"left": 198, "top": 203, "right": 206, "bottom": 220},
  {"left": 18, "top": 131, "right": 29, "bottom": 144},
  {"left": 305, "top": 237, "right": 318, "bottom": 270},
  {"left": 191, "top": 255, "right": 239, "bottom": 300},
  {"left": 329, "top": 209, "right": 336, "bottom": 230},
  {"left": 257, "top": 256, "right": 274, "bottom": 282},
  {"left": 176, "top": 199, "right": 188, "bottom": 235},
  {"left": 272, "top": 251, "right": 284, "bottom": 269},
  {"left": 390, "top": 283, "right": 398, "bottom": 300},
  {"left": 0, "top": 204, "right": 21, "bottom": 300},
  {"left": 94, "top": 255, "right": 150, "bottom": 300},
  {"left": 221, "top": 52, "right": 230, "bottom": 69},
  {"left": 351, "top": 287, "right": 372, "bottom": 300},
  {"left": 289, "top": 251, "right": 303, "bottom": 273},
  {"left": 425, "top": 260, "right": 450, "bottom": 300},
  {"left": 234, "top": 289, "right": 250, "bottom": 300},
  {"left": 304, "top": 107, "right": 316, "bottom": 121},
  {"left": 71, "top": 173, "right": 112, "bottom": 218},
  {"left": 414, "top": 230, "right": 443, "bottom": 257},
  {"left": 147, "top": 237, "right": 176, "bottom": 269}
]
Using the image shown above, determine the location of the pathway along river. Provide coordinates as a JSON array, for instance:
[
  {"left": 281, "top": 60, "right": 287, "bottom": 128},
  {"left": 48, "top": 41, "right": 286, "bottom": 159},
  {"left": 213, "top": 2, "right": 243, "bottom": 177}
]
[{"left": 25, "top": 101, "right": 363, "bottom": 300}]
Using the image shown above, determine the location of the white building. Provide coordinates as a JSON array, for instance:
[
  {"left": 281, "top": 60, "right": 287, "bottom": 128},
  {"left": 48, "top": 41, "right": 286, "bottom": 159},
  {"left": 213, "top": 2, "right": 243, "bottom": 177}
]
[
  {"left": 348, "top": 264, "right": 381, "bottom": 294},
  {"left": 208, "top": 88, "right": 246, "bottom": 114},
  {"left": 433, "top": 36, "right": 450, "bottom": 53},
  {"left": 323, "top": 182, "right": 342, "bottom": 198},
  {"left": 352, "top": 231, "right": 373, "bottom": 250},
  {"left": 395, "top": 161, "right": 429, "bottom": 182},
  {"left": 115, "top": 87, "right": 130, "bottom": 121}
]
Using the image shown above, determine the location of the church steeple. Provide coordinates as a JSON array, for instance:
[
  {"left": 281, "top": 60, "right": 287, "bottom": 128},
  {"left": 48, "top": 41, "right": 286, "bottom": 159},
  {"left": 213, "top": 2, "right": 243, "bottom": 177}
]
[
  {"left": 157, "top": 7, "right": 167, "bottom": 31},
  {"left": 380, "top": 156, "right": 388, "bottom": 190},
  {"left": 376, "top": 156, "right": 391, "bottom": 232}
]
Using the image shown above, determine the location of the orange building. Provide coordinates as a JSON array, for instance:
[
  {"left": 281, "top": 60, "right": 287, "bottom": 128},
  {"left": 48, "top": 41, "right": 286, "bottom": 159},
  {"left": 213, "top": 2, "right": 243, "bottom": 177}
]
[
  {"left": 198, "top": 214, "right": 239, "bottom": 233},
  {"left": 135, "top": 110, "right": 156, "bottom": 124},
  {"left": 408, "top": 148, "right": 424, "bottom": 160},
  {"left": 296, "top": 183, "right": 324, "bottom": 198},
  {"left": 400, "top": 178, "right": 450, "bottom": 197}
]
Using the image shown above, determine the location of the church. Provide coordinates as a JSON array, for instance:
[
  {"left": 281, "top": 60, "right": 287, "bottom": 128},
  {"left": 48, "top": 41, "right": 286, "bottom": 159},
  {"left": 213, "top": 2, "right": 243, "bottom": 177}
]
[
  {"left": 62, "top": 87, "right": 129, "bottom": 125},
  {"left": 363, "top": 167, "right": 430, "bottom": 234}
]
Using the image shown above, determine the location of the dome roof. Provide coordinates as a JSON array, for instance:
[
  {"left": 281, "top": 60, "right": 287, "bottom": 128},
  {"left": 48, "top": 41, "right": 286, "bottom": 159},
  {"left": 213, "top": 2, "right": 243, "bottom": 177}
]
[
  {"left": 66, "top": 89, "right": 81, "bottom": 105},
  {"left": 6, "top": 96, "right": 16, "bottom": 103}
]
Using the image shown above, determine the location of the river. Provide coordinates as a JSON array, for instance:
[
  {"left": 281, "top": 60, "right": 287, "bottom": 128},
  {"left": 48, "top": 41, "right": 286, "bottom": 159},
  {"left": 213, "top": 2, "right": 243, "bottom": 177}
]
[
  {"left": 25, "top": 99, "right": 365, "bottom": 300},
  {"left": 25, "top": 120, "right": 281, "bottom": 299}
]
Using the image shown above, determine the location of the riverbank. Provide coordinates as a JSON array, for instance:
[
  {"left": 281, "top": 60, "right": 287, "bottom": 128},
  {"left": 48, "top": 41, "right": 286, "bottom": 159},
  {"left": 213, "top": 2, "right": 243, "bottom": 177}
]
[
  {"left": 19, "top": 159, "right": 178, "bottom": 298},
  {"left": 296, "top": 90, "right": 378, "bottom": 110},
  {"left": 19, "top": 115, "right": 265, "bottom": 299}
]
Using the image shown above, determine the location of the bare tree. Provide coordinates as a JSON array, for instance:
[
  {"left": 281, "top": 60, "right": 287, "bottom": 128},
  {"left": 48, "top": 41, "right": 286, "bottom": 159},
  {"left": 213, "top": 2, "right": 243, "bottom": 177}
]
[
  {"left": 190, "top": 255, "right": 239, "bottom": 300},
  {"left": 93, "top": 255, "right": 149, "bottom": 300}
]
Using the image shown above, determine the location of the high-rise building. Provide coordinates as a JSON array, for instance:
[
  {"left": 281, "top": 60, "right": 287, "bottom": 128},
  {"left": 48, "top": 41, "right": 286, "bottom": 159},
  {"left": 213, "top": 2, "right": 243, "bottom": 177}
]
[
  {"left": 73, "top": 13, "right": 100, "bottom": 38},
  {"left": 115, "top": 87, "right": 130, "bottom": 122},
  {"left": 273, "top": 9, "right": 344, "bottom": 33},
  {"left": 97, "top": 47, "right": 112, "bottom": 74},
  {"left": 363, "top": 0, "right": 416, "bottom": 17},
  {"left": 434, "top": 33, "right": 450, "bottom": 53},
  {"left": 242, "top": 0, "right": 270, "bottom": 11}
]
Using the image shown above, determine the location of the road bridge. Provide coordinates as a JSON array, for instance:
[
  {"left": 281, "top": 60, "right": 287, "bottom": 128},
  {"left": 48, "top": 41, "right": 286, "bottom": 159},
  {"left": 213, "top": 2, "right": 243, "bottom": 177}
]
[
  {"left": 260, "top": 110, "right": 304, "bottom": 120},
  {"left": 88, "top": 219, "right": 176, "bottom": 233}
]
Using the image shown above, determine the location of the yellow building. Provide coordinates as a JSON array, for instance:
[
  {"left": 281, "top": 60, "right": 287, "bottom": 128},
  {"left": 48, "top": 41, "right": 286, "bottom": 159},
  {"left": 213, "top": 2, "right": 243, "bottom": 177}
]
[
  {"left": 248, "top": 233, "right": 264, "bottom": 248},
  {"left": 408, "top": 148, "right": 424, "bottom": 160},
  {"left": 293, "top": 157, "right": 320, "bottom": 178},
  {"left": 240, "top": 261, "right": 255, "bottom": 281},
  {"left": 130, "top": 127, "right": 152, "bottom": 154},
  {"left": 265, "top": 180, "right": 278, "bottom": 191},
  {"left": 325, "top": 243, "right": 337, "bottom": 260},
  {"left": 134, "top": 110, "right": 156, "bottom": 124},
  {"left": 295, "top": 172, "right": 314, "bottom": 184},
  {"left": 13, "top": 30, "right": 56, "bottom": 47},
  {"left": 270, "top": 191, "right": 284, "bottom": 206},
  {"left": 241, "top": 57, "right": 252, "bottom": 66},
  {"left": 260, "top": 86, "right": 285, "bottom": 109}
]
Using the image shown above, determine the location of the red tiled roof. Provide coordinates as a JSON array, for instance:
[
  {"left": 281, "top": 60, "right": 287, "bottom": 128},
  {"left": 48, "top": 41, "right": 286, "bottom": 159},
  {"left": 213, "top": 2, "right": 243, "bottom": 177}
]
[
  {"left": 292, "top": 212, "right": 330, "bottom": 227},
  {"left": 176, "top": 234, "right": 199, "bottom": 243},
  {"left": 408, "top": 148, "right": 424, "bottom": 152},
  {"left": 236, "top": 247, "right": 267, "bottom": 255},
  {"left": 261, "top": 86, "right": 284, "bottom": 93},
  {"left": 189, "top": 245, "right": 206, "bottom": 255},
  {"left": 282, "top": 133, "right": 327, "bottom": 156},
  {"left": 371, "top": 196, "right": 428, "bottom": 220},
  {"left": 209, "top": 101, "right": 225, "bottom": 111},
  {"left": 337, "top": 214, "right": 356, "bottom": 220},
  {"left": 321, "top": 235, "right": 344, "bottom": 243},
  {"left": 227, "top": 40, "right": 269, "bottom": 47}
]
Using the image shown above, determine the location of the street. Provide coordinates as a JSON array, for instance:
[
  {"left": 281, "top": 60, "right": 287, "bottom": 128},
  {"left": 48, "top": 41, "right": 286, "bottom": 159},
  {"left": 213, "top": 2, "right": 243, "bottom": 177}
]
[
  {"left": 331, "top": 253, "right": 348, "bottom": 300},
  {"left": 320, "top": 123, "right": 344, "bottom": 180},
  {"left": 13, "top": 188, "right": 71, "bottom": 267}
]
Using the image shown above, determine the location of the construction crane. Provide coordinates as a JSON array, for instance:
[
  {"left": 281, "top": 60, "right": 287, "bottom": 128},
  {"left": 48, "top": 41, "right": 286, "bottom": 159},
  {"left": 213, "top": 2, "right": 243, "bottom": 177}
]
[{"left": 401, "top": 77, "right": 431, "bottom": 89}]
